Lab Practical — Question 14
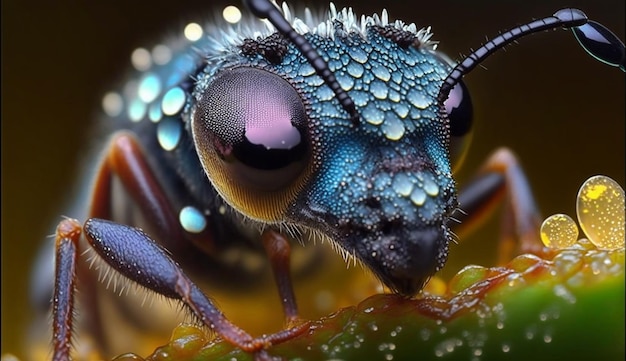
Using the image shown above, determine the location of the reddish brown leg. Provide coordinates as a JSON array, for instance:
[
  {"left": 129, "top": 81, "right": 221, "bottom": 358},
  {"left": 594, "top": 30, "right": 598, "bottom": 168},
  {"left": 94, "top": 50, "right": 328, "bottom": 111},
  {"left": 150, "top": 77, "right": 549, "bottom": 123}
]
[
  {"left": 452, "top": 147, "right": 543, "bottom": 263},
  {"left": 52, "top": 218, "right": 82, "bottom": 361},
  {"left": 67, "top": 131, "right": 190, "bottom": 356},
  {"left": 52, "top": 131, "right": 309, "bottom": 360},
  {"left": 89, "top": 132, "right": 183, "bottom": 247},
  {"left": 262, "top": 230, "right": 299, "bottom": 324}
]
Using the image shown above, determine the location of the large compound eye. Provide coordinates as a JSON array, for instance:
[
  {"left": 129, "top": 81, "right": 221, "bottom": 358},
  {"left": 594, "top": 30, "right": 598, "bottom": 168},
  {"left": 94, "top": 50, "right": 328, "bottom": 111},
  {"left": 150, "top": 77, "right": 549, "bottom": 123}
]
[
  {"left": 192, "top": 67, "right": 312, "bottom": 221},
  {"left": 444, "top": 80, "right": 474, "bottom": 173}
]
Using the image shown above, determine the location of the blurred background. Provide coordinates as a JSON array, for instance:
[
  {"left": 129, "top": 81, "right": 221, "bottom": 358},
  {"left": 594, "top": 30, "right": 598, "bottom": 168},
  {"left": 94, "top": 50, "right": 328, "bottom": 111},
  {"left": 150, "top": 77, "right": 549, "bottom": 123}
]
[{"left": 2, "top": 0, "right": 623, "bottom": 358}]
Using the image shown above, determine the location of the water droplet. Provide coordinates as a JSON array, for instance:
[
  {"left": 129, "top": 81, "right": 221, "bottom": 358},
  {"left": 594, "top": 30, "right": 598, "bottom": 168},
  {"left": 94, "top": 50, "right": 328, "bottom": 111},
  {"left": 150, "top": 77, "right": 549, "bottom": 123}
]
[
  {"left": 370, "top": 80, "right": 389, "bottom": 99},
  {"left": 392, "top": 174, "right": 414, "bottom": 196},
  {"left": 138, "top": 73, "right": 162, "bottom": 103},
  {"left": 157, "top": 117, "right": 182, "bottom": 151},
  {"left": 184, "top": 22, "right": 203, "bottom": 41},
  {"left": 410, "top": 188, "right": 427, "bottom": 206},
  {"left": 128, "top": 99, "right": 146, "bottom": 122},
  {"left": 382, "top": 117, "right": 405, "bottom": 140},
  {"left": 553, "top": 284, "right": 577, "bottom": 304},
  {"left": 148, "top": 103, "right": 163, "bottom": 123},
  {"left": 161, "top": 87, "right": 186, "bottom": 116},
  {"left": 540, "top": 214, "right": 579, "bottom": 249},
  {"left": 424, "top": 178, "right": 439, "bottom": 196},
  {"left": 349, "top": 47, "right": 368, "bottom": 64},
  {"left": 576, "top": 175, "right": 625, "bottom": 250},
  {"left": 222, "top": 5, "right": 242, "bottom": 24},
  {"left": 346, "top": 61, "right": 364, "bottom": 78},
  {"left": 179, "top": 206, "right": 206, "bottom": 233},
  {"left": 372, "top": 65, "right": 391, "bottom": 82},
  {"left": 362, "top": 104, "right": 385, "bottom": 125},
  {"left": 151, "top": 44, "right": 172, "bottom": 66},
  {"left": 131, "top": 47, "right": 151, "bottom": 71},
  {"left": 407, "top": 88, "right": 432, "bottom": 109},
  {"left": 102, "top": 92, "right": 123, "bottom": 117}
]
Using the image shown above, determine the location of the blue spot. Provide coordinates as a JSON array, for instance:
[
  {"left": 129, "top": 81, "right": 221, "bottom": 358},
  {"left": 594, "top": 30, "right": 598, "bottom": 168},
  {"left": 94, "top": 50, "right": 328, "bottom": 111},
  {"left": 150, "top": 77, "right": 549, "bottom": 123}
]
[
  {"left": 127, "top": 99, "right": 146, "bottom": 122},
  {"left": 179, "top": 206, "right": 206, "bottom": 233},
  {"left": 166, "top": 55, "right": 196, "bottom": 87},
  {"left": 161, "top": 87, "right": 186, "bottom": 115},
  {"left": 157, "top": 117, "right": 182, "bottom": 151},
  {"left": 148, "top": 102, "right": 163, "bottom": 123},
  {"left": 138, "top": 73, "right": 162, "bottom": 103}
]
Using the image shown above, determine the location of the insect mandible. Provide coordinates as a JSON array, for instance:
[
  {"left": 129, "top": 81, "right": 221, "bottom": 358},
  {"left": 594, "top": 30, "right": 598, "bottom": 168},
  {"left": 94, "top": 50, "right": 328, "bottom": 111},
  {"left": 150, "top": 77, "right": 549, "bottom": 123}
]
[{"left": 26, "top": 0, "right": 624, "bottom": 360}]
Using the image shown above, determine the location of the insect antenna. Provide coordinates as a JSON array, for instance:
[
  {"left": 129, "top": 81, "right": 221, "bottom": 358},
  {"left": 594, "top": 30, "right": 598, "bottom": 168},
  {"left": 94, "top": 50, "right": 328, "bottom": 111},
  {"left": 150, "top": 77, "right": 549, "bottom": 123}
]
[
  {"left": 438, "top": 8, "right": 625, "bottom": 104},
  {"left": 244, "top": 0, "right": 360, "bottom": 124}
]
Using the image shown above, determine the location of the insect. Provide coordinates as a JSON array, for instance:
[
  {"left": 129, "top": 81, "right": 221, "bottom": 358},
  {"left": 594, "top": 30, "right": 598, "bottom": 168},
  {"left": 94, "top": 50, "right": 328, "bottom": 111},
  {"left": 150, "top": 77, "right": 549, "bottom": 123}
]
[{"left": 23, "top": 0, "right": 623, "bottom": 360}]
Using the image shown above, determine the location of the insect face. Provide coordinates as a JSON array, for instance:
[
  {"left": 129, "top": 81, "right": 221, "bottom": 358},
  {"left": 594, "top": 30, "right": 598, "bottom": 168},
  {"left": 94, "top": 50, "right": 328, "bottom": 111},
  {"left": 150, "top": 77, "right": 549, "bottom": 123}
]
[{"left": 191, "top": 14, "right": 459, "bottom": 295}]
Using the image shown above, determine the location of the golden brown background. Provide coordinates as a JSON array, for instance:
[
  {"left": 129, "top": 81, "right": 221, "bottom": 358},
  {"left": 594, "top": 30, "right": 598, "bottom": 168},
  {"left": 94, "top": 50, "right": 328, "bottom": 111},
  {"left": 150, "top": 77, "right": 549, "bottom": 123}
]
[{"left": 2, "top": 0, "right": 624, "bottom": 358}]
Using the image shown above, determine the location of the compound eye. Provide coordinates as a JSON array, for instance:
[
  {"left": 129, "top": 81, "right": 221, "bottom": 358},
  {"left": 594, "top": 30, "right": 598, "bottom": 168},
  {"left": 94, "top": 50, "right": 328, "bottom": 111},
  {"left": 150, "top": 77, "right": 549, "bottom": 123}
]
[
  {"left": 444, "top": 80, "right": 474, "bottom": 172},
  {"left": 192, "top": 67, "right": 311, "bottom": 221}
]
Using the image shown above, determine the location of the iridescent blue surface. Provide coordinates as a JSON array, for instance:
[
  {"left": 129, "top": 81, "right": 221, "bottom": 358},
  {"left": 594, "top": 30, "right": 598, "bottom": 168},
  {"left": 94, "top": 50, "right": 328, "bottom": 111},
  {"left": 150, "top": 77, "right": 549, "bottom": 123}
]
[
  {"left": 100, "top": 6, "right": 458, "bottom": 295},
  {"left": 194, "top": 24, "right": 456, "bottom": 293}
]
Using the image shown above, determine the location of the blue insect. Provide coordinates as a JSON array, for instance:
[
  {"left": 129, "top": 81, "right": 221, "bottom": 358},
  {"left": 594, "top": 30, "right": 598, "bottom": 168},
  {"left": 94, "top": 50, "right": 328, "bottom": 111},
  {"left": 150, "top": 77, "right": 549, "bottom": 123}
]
[{"left": 28, "top": 0, "right": 624, "bottom": 360}]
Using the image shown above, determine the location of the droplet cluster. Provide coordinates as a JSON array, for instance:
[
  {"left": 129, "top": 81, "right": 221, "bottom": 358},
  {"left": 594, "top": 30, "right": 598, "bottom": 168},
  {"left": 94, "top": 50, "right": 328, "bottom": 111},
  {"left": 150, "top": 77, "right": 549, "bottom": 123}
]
[{"left": 541, "top": 175, "right": 625, "bottom": 251}]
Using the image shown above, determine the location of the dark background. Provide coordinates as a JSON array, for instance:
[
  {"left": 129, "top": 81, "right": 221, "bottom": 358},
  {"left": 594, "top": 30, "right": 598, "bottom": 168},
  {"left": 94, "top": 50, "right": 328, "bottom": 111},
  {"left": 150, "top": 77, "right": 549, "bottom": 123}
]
[{"left": 2, "top": 0, "right": 624, "bottom": 358}]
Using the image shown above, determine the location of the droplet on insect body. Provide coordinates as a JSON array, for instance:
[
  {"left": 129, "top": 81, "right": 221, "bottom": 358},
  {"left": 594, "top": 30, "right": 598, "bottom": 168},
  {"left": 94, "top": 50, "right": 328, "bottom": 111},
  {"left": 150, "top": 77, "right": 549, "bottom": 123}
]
[
  {"left": 179, "top": 206, "right": 206, "bottom": 233},
  {"left": 222, "top": 5, "right": 242, "bottom": 24},
  {"left": 576, "top": 175, "right": 625, "bottom": 250},
  {"left": 540, "top": 214, "right": 579, "bottom": 249}
]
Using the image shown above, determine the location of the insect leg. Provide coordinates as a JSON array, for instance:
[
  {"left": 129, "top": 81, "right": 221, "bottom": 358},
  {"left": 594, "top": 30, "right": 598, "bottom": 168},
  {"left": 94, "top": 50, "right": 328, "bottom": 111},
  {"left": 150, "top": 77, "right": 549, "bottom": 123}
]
[
  {"left": 90, "top": 131, "right": 220, "bottom": 260},
  {"left": 53, "top": 131, "right": 212, "bottom": 357},
  {"left": 82, "top": 218, "right": 310, "bottom": 358},
  {"left": 89, "top": 132, "right": 182, "bottom": 246},
  {"left": 262, "top": 229, "right": 299, "bottom": 323},
  {"left": 53, "top": 131, "right": 310, "bottom": 359},
  {"left": 452, "top": 148, "right": 543, "bottom": 263},
  {"left": 51, "top": 218, "right": 82, "bottom": 361}
]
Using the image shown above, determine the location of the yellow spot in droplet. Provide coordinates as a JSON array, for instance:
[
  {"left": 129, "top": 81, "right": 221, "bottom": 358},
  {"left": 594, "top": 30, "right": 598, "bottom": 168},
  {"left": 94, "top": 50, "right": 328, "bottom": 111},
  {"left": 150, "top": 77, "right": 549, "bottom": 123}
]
[
  {"left": 540, "top": 214, "right": 579, "bottom": 249},
  {"left": 576, "top": 175, "right": 625, "bottom": 250},
  {"left": 585, "top": 184, "right": 607, "bottom": 200}
]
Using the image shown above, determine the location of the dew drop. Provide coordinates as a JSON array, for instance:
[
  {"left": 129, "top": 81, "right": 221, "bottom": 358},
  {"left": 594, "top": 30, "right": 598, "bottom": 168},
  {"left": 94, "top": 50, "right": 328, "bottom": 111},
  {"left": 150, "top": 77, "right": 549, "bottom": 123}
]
[
  {"left": 407, "top": 88, "right": 432, "bottom": 109},
  {"left": 540, "top": 214, "right": 579, "bottom": 249},
  {"left": 157, "top": 117, "right": 182, "bottom": 151},
  {"left": 576, "top": 175, "right": 625, "bottom": 250},
  {"left": 161, "top": 87, "right": 186, "bottom": 116},
  {"left": 179, "top": 206, "right": 206, "bottom": 233},
  {"left": 138, "top": 73, "right": 162, "bottom": 103},
  {"left": 392, "top": 174, "right": 413, "bottom": 197},
  {"left": 102, "top": 92, "right": 123, "bottom": 117},
  {"left": 223, "top": 5, "right": 242, "bottom": 24},
  {"left": 410, "top": 188, "right": 427, "bottom": 206},
  {"left": 131, "top": 47, "right": 151, "bottom": 71},
  {"left": 382, "top": 117, "right": 405, "bottom": 140},
  {"left": 152, "top": 44, "right": 172, "bottom": 66},
  {"left": 184, "top": 23, "right": 203, "bottom": 42}
]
